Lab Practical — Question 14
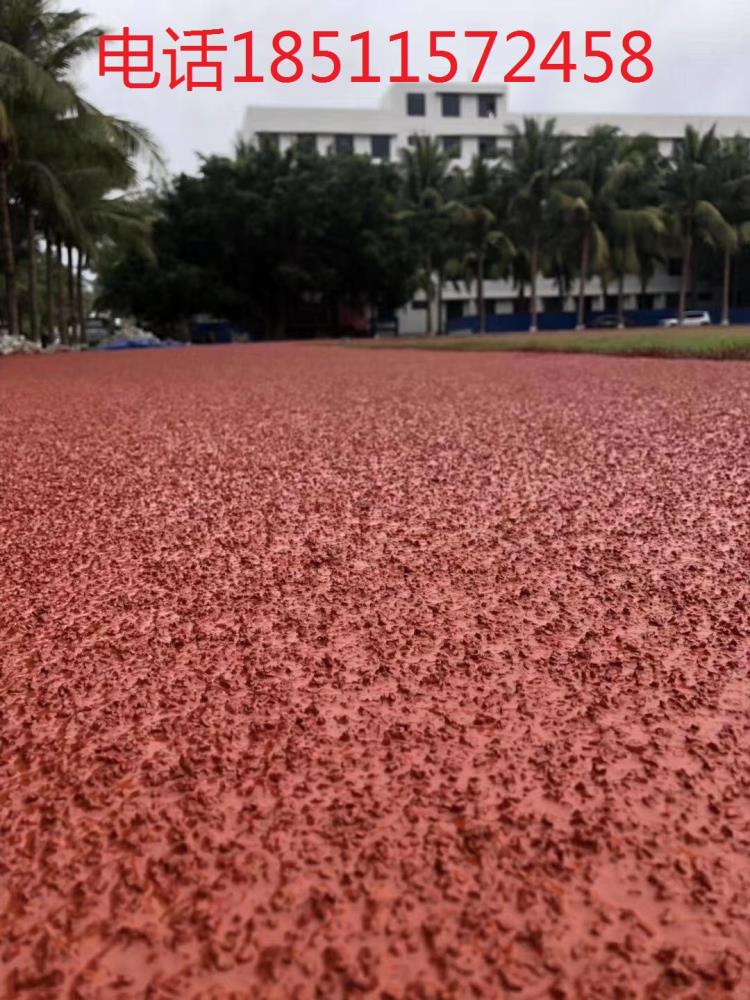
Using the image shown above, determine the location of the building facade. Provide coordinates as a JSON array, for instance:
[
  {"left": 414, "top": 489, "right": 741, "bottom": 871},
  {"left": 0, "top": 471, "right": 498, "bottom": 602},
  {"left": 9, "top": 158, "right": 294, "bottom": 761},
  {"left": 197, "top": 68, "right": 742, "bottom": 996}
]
[{"left": 241, "top": 84, "right": 750, "bottom": 334}]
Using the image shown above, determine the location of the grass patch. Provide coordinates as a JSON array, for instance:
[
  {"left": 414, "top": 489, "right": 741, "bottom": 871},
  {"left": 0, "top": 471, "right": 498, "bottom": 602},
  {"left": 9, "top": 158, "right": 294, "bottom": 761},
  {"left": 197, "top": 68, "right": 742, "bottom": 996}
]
[{"left": 351, "top": 326, "right": 750, "bottom": 360}]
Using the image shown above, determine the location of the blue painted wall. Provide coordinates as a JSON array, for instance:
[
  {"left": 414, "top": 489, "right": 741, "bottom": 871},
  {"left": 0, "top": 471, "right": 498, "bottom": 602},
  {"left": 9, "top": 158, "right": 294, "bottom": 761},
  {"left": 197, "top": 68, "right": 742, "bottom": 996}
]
[{"left": 446, "top": 307, "right": 750, "bottom": 334}]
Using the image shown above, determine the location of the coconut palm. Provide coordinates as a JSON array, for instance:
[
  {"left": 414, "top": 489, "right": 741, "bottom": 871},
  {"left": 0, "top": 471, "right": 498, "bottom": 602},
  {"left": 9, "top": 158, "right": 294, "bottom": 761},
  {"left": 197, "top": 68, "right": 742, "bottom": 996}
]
[
  {"left": 399, "top": 135, "right": 455, "bottom": 334},
  {"left": 2, "top": 0, "right": 160, "bottom": 341},
  {"left": 663, "top": 126, "right": 736, "bottom": 322},
  {"left": 68, "top": 179, "right": 155, "bottom": 339},
  {"left": 501, "top": 118, "right": 567, "bottom": 332},
  {"left": 562, "top": 126, "right": 623, "bottom": 329},
  {"left": 450, "top": 157, "right": 513, "bottom": 334},
  {"left": 598, "top": 135, "right": 667, "bottom": 326},
  {"left": 1, "top": 13, "right": 71, "bottom": 336},
  {"left": 44, "top": 106, "right": 155, "bottom": 342},
  {"left": 615, "top": 135, "right": 670, "bottom": 312},
  {"left": 607, "top": 213, "right": 665, "bottom": 326},
  {"left": 713, "top": 136, "right": 750, "bottom": 325}
]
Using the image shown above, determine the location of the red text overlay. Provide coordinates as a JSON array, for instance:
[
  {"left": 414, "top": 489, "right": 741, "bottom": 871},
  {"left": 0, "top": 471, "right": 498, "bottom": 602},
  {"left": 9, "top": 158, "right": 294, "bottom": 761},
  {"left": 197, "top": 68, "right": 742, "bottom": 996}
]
[{"left": 99, "top": 29, "right": 654, "bottom": 90}]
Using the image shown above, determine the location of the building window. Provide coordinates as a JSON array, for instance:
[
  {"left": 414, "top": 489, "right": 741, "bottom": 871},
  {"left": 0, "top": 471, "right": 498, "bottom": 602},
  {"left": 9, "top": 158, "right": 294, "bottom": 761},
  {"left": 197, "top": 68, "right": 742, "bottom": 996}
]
[
  {"left": 478, "top": 95, "right": 496, "bottom": 118},
  {"left": 407, "top": 93, "right": 426, "bottom": 116},
  {"left": 446, "top": 300, "right": 464, "bottom": 320},
  {"left": 478, "top": 137, "right": 498, "bottom": 159},
  {"left": 258, "top": 133, "right": 279, "bottom": 151},
  {"left": 412, "top": 300, "right": 428, "bottom": 310},
  {"left": 371, "top": 135, "right": 391, "bottom": 160},
  {"left": 334, "top": 134, "right": 354, "bottom": 155},
  {"left": 441, "top": 94, "right": 460, "bottom": 117},
  {"left": 407, "top": 134, "right": 419, "bottom": 146},
  {"left": 442, "top": 136, "right": 461, "bottom": 159},
  {"left": 296, "top": 134, "right": 316, "bottom": 153}
]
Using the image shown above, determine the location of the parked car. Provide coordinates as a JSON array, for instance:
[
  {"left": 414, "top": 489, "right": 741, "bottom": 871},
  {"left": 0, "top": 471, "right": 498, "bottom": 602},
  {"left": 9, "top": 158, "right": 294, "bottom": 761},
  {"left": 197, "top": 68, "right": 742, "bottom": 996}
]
[
  {"left": 660, "top": 310, "right": 711, "bottom": 328},
  {"left": 338, "top": 304, "right": 372, "bottom": 337},
  {"left": 589, "top": 314, "right": 633, "bottom": 329}
]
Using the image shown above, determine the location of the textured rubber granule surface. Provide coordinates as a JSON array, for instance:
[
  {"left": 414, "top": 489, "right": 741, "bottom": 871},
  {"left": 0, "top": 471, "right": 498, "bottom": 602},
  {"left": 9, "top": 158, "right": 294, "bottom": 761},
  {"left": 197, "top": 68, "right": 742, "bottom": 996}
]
[{"left": 1, "top": 345, "right": 749, "bottom": 999}]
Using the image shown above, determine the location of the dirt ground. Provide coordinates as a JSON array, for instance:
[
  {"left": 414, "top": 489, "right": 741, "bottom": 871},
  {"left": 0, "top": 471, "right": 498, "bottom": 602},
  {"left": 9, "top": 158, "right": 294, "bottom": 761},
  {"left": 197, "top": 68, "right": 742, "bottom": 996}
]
[{"left": 1, "top": 344, "right": 748, "bottom": 999}]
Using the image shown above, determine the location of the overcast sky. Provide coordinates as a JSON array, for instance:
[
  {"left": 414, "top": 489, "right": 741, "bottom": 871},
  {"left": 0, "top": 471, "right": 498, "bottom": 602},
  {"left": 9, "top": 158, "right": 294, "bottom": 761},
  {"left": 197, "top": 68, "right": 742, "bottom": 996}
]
[{"left": 74, "top": 0, "right": 750, "bottom": 174}]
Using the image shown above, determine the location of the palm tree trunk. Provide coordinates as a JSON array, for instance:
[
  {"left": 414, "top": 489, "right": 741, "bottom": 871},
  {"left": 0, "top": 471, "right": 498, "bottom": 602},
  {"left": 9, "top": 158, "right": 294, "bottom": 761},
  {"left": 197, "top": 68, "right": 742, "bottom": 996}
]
[
  {"left": 45, "top": 233, "right": 54, "bottom": 343},
  {"left": 678, "top": 234, "right": 693, "bottom": 323},
  {"left": 477, "top": 252, "right": 486, "bottom": 335},
  {"left": 77, "top": 251, "right": 85, "bottom": 344},
  {"left": 529, "top": 241, "right": 539, "bottom": 332},
  {"left": 639, "top": 269, "right": 649, "bottom": 309},
  {"left": 617, "top": 272, "right": 625, "bottom": 329},
  {"left": 66, "top": 245, "right": 76, "bottom": 343},
  {"left": 0, "top": 161, "right": 20, "bottom": 340},
  {"left": 576, "top": 230, "right": 590, "bottom": 330},
  {"left": 56, "top": 241, "right": 66, "bottom": 344},
  {"left": 27, "top": 209, "right": 41, "bottom": 346},
  {"left": 721, "top": 248, "right": 731, "bottom": 326},
  {"left": 425, "top": 279, "right": 433, "bottom": 336},
  {"left": 435, "top": 266, "right": 444, "bottom": 335}
]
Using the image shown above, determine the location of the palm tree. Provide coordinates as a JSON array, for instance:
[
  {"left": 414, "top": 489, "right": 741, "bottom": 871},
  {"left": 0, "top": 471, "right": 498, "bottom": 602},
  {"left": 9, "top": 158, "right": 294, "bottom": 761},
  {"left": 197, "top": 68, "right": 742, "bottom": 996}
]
[
  {"left": 13, "top": 1, "right": 105, "bottom": 343},
  {"left": 2, "top": 0, "right": 160, "bottom": 342},
  {"left": 714, "top": 136, "right": 750, "bottom": 325},
  {"left": 663, "top": 126, "right": 735, "bottom": 323},
  {"left": 608, "top": 211, "right": 665, "bottom": 327},
  {"left": 450, "top": 157, "right": 513, "bottom": 334},
  {"left": 12, "top": 108, "right": 74, "bottom": 342},
  {"left": 563, "top": 126, "right": 623, "bottom": 329},
  {"left": 1, "top": 15, "right": 71, "bottom": 336},
  {"left": 45, "top": 108, "right": 154, "bottom": 342},
  {"left": 615, "top": 135, "right": 670, "bottom": 313},
  {"left": 69, "top": 182, "right": 155, "bottom": 339},
  {"left": 501, "top": 119, "right": 567, "bottom": 332},
  {"left": 597, "top": 135, "right": 666, "bottom": 327},
  {"left": 399, "top": 136, "right": 453, "bottom": 334}
]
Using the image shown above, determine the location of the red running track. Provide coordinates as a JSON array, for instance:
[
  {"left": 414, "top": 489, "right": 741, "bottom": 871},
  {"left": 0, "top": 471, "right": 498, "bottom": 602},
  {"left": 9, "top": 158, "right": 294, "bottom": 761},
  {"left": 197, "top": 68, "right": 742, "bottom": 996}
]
[{"left": 1, "top": 344, "right": 749, "bottom": 998}]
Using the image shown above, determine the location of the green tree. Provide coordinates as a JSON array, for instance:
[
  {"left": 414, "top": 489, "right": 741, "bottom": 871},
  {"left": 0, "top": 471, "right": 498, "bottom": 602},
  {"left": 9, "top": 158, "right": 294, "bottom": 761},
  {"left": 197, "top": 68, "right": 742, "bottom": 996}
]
[
  {"left": 98, "top": 143, "right": 420, "bottom": 340},
  {"left": 450, "top": 157, "right": 513, "bottom": 334},
  {"left": 501, "top": 118, "right": 567, "bottom": 332},
  {"left": 2, "top": 0, "right": 159, "bottom": 342},
  {"left": 0, "top": 0, "right": 71, "bottom": 336},
  {"left": 567, "top": 130, "right": 666, "bottom": 327},
  {"left": 664, "top": 126, "right": 735, "bottom": 322},
  {"left": 713, "top": 136, "right": 750, "bottom": 325},
  {"left": 563, "top": 126, "right": 623, "bottom": 329},
  {"left": 399, "top": 136, "right": 454, "bottom": 334}
]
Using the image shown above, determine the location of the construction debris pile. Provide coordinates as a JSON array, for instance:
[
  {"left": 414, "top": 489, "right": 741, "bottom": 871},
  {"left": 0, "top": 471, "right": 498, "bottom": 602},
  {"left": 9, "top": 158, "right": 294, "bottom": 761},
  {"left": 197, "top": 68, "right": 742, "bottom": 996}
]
[
  {"left": 96, "top": 326, "right": 163, "bottom": 351},
  {"left": 0, "top": 334, "right": 42, "bottom": 356},
  {"left": 0, "top": 327, "right": 184, "bottom": 355},
  {"left": 96, "top": 326, "right": 185, "bottom": 351}
]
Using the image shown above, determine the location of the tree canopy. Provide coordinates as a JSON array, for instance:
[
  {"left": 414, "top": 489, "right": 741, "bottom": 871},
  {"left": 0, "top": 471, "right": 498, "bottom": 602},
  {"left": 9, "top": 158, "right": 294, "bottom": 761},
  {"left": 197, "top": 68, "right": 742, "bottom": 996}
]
[{"left": 4, "top": 2, "right": 750, "bottom": 341}]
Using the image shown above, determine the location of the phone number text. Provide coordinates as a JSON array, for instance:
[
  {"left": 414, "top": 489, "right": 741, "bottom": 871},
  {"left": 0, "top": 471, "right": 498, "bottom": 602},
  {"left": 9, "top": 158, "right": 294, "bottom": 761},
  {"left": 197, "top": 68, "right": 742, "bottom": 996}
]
[{"left": 99, "top": 29, "right": 654, "bottom": 91}]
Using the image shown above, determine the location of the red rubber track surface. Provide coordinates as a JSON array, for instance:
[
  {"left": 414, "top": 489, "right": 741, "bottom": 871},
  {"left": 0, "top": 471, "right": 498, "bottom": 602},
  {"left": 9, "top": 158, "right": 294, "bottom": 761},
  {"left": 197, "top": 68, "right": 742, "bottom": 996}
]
[{"left": 1, "top": 345, "right": 749, "bottom": 999}]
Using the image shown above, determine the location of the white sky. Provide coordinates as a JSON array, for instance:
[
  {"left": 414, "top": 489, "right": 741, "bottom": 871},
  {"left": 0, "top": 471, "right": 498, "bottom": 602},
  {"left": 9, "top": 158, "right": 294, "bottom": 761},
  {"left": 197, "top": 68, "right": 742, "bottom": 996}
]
[{"left": 75, "top": 0, "right": 750, "bottom": 174}]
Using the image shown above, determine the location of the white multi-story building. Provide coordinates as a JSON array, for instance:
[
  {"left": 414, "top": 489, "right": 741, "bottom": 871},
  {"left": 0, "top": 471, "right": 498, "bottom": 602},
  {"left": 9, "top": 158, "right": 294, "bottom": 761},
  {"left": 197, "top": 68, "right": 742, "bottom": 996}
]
[{"left": 241, "top": 84, "right": 750, "bottom": 333}]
